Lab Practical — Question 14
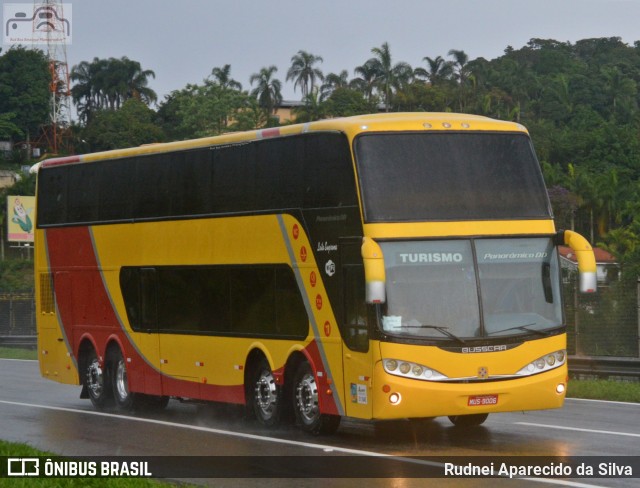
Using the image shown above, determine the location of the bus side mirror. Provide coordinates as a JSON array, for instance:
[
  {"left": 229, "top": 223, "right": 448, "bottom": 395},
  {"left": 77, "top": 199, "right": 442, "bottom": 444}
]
[
  {"left": 361, "top": 237, "right": 386, "bottom": 304},
  {"left": 555, "top": 230, "right": 597, "bottom": 293}
]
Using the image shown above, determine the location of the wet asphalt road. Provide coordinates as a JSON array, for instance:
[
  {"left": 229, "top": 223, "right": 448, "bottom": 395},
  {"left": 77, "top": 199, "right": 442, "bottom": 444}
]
[{"left": 0, "top": 358, "right": 638, "bottom": 487}]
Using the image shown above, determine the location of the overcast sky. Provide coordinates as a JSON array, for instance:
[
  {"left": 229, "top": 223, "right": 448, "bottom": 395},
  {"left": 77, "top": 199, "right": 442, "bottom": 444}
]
[{"left": 8, "top": 0, "right": 640, "bottom": 102}]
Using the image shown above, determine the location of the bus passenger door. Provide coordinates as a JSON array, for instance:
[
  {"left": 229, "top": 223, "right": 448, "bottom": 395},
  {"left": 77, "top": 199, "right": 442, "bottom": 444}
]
[{"left": 341, "top": 252, "right": 374, "bottom": 419}]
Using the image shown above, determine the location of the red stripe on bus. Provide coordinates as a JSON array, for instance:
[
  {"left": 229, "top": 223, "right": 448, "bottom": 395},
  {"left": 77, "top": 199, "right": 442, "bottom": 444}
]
[
  {"left": 41, "top": 155, "right": 82, "bottom": 167},
  {"left": 45, "top": 226, "right": 245, "bottom": 403},
  {"left": 259, "top": 128, "right": 281, "bottom": 138},
  {"left": 304, "top": 339, "right": 340, "bottom": 416}
]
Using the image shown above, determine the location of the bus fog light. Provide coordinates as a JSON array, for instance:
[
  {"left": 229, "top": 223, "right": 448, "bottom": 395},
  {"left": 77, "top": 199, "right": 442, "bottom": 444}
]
[
  {"left": 556, "top": 383, "right": 566, "bottom": 394},
  {"left": 389, "top": 392, "right": 401, "bottom": 405}
]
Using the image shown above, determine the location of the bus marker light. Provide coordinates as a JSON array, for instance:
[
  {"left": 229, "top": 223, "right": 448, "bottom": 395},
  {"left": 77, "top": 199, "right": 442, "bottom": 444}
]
[
  {"left": 442, "top": 122, "right": 451, "bottom": 128},
  {"left": 195, "top": 361, "right": 204, "bottom": 367},
  {"left": 202, "top": 378, "right": 207, "bottom": 384},
  {"left": 326, "top": 389, "right": 332, "bottom": 396},
  {"left": 382, "top": 384, "right": 390, "bottom": 393},
  {"left": 389, "top": 393, "right": 401, "bottom": 405},
  {"left": 423, "top": 123, "right": 432, "bottom": 129}
]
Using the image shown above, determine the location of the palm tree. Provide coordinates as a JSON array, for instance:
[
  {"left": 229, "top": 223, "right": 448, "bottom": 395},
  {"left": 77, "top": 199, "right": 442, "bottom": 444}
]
[
  {"left": 367, "top": 42, "right": 412, "bottom": 111},
  {"left": 71, "top": 57, "right": 156, "bottom": 119},
  {"left": 119, "top": 57, "right": 157, "bottom": 106},
  {"left": 414, "top": 55, "right": 454, "bottom": 85},
  {"left": 448, "top": 49, "right": 470, "bottom": 110},
  {"left": 286, "top": 50, "right": 324, "bottom": 98},
  {"left": 352, "top": 59, "right": 379, "bottom": 102},
  {"left": 320, "top": 70, "right": 349, "bottom": 100},
  {"left": 210, "top": 64, "right": 242, "bottom": 91},
  {"left": 250, "top": 65, "right": 283, "bottom": 118}
]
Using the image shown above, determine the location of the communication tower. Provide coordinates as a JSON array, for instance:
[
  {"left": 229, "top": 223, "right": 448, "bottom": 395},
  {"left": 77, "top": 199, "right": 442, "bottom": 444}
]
[{"left": 33, "top": 0, "right": 72, "bottom": 154}]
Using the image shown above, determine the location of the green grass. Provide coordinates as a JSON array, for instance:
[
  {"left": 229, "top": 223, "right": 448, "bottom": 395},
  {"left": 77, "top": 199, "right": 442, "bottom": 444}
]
[
  {"left": 567, "top": 378, "right": 640, "bottom": 403},
  {"left": 0, "top": 441, "right": 174, "bottom": 487},
  {"left": 0, "top": 347, "right": 37, "bottom": 360}
]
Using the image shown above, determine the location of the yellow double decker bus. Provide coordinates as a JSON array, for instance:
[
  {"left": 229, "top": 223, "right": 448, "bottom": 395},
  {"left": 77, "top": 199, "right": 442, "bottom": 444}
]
[{"left": 34, "top": 113, "right": 596, "bottom": 434}]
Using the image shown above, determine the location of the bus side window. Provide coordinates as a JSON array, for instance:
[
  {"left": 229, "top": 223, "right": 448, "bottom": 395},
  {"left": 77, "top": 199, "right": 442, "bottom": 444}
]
[
  {"left": 343, "top": 265, "right": 369, "bottom": 353},
  {"left": 140, "top": 268, "right": 158, "bottom": 330}
]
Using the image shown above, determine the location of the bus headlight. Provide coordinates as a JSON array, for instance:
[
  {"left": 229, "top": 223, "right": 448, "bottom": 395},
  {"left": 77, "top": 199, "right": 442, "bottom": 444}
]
[
  {"left": 383, "top": 358, "right": 448, "bottom": 382},
  {"left": 516, "top": 350, "right": 566, "bottom": 376}
]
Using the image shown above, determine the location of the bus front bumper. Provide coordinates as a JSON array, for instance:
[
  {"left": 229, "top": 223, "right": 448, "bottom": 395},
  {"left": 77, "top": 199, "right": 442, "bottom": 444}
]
[{"left": 371, "top": 362, "right": 567, "bottom": 420}]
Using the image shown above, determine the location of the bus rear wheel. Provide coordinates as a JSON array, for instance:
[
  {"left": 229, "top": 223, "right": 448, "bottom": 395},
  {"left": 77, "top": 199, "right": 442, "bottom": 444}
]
[
  {"left": 292, "top": 362, "right": 340, "bottom": 435},
  {"left": 84, "top": 348, "right": 113, "bottom": 409},
  {"left": 110, "top": 348, "right": 168, "bottom": 411},
  {"left": 448, "top": 413, "right": 489, "bottom": 427},
  {"left": 251, "top": 359, "right": 281, "bottom": 426}
]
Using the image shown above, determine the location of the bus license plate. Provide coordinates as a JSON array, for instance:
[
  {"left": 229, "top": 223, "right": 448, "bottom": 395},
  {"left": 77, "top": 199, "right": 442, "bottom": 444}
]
[{"left": 468, "top": 394, "right": 498, "bottom": 406}]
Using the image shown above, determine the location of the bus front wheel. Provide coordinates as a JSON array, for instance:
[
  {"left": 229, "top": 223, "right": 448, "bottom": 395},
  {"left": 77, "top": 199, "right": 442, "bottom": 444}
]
[
  {"left": 448, "top": 413, "right": 489, "bottom": 427},
  {"left": 292, "top": 362, "right": 340, "bottom": 435},
  {"left": 250, "top": 359, "right": 282, "bottom": 427}
]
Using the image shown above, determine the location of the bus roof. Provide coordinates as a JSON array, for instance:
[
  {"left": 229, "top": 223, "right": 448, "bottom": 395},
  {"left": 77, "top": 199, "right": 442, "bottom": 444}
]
[{"left": 35, "top": 112, "right": 528, "bottom": 170}]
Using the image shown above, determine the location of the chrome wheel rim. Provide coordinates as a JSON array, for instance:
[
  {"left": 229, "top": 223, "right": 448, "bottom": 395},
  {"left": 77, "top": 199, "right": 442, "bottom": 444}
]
[
  {"left": 87, "top": 358, "right": 104, "bottom": 398},
  {"left": 115, "top": 359, "right": 128, "bottom": 401},
  {"left": 295, "top": 372, "right": 319, "bottom": 424},
  {"left": 254, "top": 369, "right": 277, "bottom": 420}
]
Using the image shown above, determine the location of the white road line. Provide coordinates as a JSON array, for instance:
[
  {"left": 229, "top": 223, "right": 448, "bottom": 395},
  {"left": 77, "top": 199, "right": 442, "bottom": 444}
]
[
  {"left": 0, "top": 398, "right": 609, "bottom": 487},
  {"left": 516, "top": 422, "right": 640, "bottom": 438},
  {"left": 565, "top": 397, "right": 640, "bottom": 407}
]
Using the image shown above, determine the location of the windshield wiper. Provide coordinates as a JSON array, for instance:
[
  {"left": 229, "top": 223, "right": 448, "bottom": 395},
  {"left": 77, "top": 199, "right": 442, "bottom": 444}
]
[
  {"left": 488, "top": 323, "right": 550, "bottom": 337},
  {"left": 400, "top": 324, "right": 466, "bottom": 344}
]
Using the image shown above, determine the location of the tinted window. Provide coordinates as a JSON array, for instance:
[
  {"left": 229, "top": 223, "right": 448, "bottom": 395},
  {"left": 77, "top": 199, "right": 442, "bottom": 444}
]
[
  {"left": 37, "top": 133, "right": 357, "bottom": 227},
  {"left": 120, "top": 265, "right": 308, "bottom": 339},
  {"left": 355, "top": 132, "right": 551, "bottom": 222}
]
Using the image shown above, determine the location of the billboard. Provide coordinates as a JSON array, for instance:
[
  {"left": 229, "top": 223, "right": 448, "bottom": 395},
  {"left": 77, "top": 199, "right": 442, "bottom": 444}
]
[{"left": 7, "top": 195, "right": 35, "bottom": 242}]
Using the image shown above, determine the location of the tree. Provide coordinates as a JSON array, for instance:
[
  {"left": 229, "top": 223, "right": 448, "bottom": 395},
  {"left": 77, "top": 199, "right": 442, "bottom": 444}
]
[
  {"left": 0, "top": 113, "right": 23, "bottom": 139},
  {"left": 71, "top": 57, "right": 157, "bottom": 123},
  {"left": 367, "top": 42, "right": 412, "bottom": 111},
  {"left": 320, "top": 70, "right": 350, "bottom": 100},
  {"left": 210, "top": 64, "right": 242, "bottom": 91},
  {"left": 250, "top": 66, "right": 283, "bottom": 120},
  {"left": 414, "top": 55, "right": 454, "bottom": 85},
  {"left": 447, "top": 49, "right": 471, "bottom": 110},
  {"left": 286, "top": 51, "right": 324, "bottom": 98},
  {"left": 352, "top": 59, "right": 379, "bottom": 102},
  {"left": 0, "top": 47, "right": 50, "bottom": 140},
  {"left": 81, "top": 99, "right": 165, "bottom": 151}
]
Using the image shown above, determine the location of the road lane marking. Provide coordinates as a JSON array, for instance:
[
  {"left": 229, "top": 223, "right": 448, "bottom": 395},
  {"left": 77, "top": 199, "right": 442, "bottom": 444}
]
[
  {"left": 0, "top": 399, "right": 609, "bottom": 486},
  {"left": 516, "top": 422, "right": 640, "bottom": 438}
]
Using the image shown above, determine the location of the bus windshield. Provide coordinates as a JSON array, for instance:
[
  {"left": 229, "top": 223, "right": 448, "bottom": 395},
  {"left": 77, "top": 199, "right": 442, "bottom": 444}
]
[
  {"left": 379, "top": 238, "right": 563, "bottom": 341},
  {"left": 354, "top": 132, "right": 551, "bottom": 222}
]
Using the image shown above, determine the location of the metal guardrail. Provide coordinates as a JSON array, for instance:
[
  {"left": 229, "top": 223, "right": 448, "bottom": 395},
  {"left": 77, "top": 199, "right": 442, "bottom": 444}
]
[
  {"left": 568, "top": 356, "right": 640, "bottom": 379},
  {"left": 0, "top": 337, "right": 638, "bottom": 379},
  {"left": 0, "top": 335, "right": 37, "bottom": 348}
]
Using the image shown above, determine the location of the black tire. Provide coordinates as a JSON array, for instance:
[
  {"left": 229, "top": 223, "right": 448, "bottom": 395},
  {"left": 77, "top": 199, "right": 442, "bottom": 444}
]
[
  {"left": 110, "top": 348, "right": 168, "bottom": 411},
  {"left": 448, "top": 413, "right": 489, "bottom": 427},
  {"left": 250, "top": 358, "right": 282, "bottom": 427},
  {"left": 292, "top": 361, "right": 340, "bottom": 435},
  {"left": 84, "top": 347, "right": 113, "bottom": 408}
]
